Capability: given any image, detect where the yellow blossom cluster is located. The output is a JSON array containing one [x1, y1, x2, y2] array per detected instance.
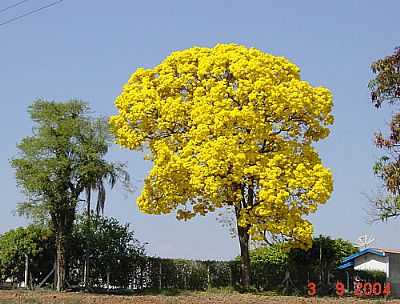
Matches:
[[110, 44, 334, 249]]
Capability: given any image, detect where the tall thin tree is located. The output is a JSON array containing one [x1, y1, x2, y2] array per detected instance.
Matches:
[[11, 100, 125, 291]]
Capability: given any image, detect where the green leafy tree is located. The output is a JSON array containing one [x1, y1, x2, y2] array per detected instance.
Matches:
[[79, 118, 131, 217], [369, 47, 400, 221], [241, 236, 357, 293], [287, 236, 357, 293], [11, 100, 123, 291], [70, 215, 145, 288], [77, 118, 131, 288], [0, 225, 53, 285]]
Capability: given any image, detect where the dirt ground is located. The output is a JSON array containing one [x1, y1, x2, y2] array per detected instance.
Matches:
[[0, 290, 399, 304]]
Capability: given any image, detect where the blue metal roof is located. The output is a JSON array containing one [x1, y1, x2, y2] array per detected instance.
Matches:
[[338, 248, 385, 270], [342, 248, 385, 263], [337, 261, 354, 270]]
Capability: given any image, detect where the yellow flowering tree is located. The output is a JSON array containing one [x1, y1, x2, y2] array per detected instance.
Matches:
[[110, 44, 334, 288]]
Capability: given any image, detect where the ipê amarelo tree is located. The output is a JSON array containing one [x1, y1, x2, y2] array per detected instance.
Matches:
[[110, 44, 334, 289]]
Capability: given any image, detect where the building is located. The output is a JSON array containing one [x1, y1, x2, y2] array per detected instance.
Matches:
[[338, 248, 400, 297]]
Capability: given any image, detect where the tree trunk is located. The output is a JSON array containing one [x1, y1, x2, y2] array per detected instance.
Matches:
[[83, 258, 89, 289], [24, 254, 29, 289], [86, 187, 91, 218], [106, 272, 110, 291], [237, 224, 250, 290], [84, 188, 91, 289], [55, 228, 66, 291], [159, 260, 162, 290]]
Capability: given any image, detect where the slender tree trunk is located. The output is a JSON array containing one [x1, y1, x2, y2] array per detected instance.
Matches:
[[84, 188, 91, 289], [83, 258, 89, 288], [24, 254, 29, 289], [159, 260, 162, 290], [237, 223, 250, 290], [106, 272, 110, 291], [86, 188, 91, 218], [207, 265, 211, 289], [50, 204, 75, 292], [55, 228, 66, 291]]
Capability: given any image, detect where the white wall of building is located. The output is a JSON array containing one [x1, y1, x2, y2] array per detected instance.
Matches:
[[354, 253, 389, 277]]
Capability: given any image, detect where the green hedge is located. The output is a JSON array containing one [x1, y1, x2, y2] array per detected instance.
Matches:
[[133, 258, 236, 290]]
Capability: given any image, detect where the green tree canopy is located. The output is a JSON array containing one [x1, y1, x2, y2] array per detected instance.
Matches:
[[0, 225, 53, 284], [239, 236, 357, 292], [11, 99, 127, 291], [70, 215, 145, 288]]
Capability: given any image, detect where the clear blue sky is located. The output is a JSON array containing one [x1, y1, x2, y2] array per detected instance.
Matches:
[[1, 0, 400, 260]]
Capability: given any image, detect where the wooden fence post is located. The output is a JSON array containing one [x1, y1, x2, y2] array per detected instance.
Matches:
[[229, 265, 233, 287], [159, 260, 162, 290], [24, 254, 29, 289], [106, 272, 110, 291], [207, 265, 211, 289], [140, 265, 143, 290]]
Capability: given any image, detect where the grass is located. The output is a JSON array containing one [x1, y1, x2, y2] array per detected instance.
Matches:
[[0, 288, 399, 304]]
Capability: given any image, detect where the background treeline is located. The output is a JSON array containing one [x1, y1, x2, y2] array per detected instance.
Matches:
[[0, 216, 384, 295]]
